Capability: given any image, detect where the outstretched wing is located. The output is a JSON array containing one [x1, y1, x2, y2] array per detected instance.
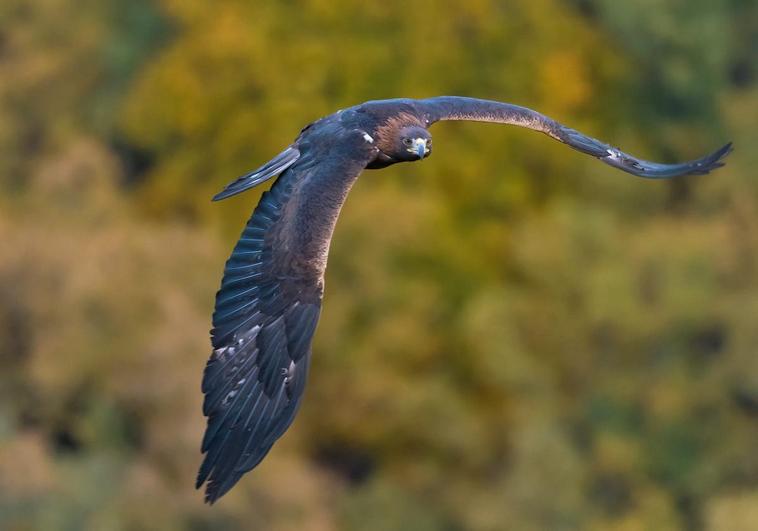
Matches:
[[198, 170, 319, 504], [417, 96, 732, 178], [198, 131, 374, 504]]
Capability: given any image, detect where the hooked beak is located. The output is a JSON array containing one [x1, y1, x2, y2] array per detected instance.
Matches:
[[413, 138, 428, 159]]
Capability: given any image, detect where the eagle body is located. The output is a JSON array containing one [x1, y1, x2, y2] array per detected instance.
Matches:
[[197, 96, 731, 503]]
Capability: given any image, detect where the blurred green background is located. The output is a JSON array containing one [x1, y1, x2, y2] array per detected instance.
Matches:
[[1, 0, 756, 529]]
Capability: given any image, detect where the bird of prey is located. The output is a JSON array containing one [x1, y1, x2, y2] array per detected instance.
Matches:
[[196, 96, 731, 503]]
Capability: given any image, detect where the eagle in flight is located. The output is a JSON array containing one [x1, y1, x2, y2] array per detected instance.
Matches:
[[196, 96, 732, 503]]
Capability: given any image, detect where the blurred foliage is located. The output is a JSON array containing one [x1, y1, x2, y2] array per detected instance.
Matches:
[[1, 0, 756, 529]]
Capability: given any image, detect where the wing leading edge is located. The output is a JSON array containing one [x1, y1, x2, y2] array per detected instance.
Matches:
[[417, 96, 732, 178]]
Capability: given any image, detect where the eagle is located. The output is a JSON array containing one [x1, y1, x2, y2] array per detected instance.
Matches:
[[196, 96, 731, 503]]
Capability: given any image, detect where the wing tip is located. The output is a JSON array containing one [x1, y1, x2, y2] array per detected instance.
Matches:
[[195, 464, 223, 505], [202, 482, 224, 505], [197, 469, 243, 505], [692, 141, 733, 176], [605, 140, 734, 179], [713, 141, 733, 163]]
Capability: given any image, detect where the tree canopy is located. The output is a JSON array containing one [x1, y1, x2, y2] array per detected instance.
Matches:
[[0, 1, 756, 529]]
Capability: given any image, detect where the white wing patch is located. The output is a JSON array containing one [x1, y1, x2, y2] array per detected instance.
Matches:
[[362, 132, 374, 143]]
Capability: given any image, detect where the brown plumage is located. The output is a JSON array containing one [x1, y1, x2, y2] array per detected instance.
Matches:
[[373, 111, 427, 150]]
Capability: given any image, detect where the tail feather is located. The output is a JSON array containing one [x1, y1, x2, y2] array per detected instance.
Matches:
[[213, 146, 300, 201]]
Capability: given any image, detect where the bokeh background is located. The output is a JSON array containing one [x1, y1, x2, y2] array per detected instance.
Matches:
[[1, 0, 756, 529]]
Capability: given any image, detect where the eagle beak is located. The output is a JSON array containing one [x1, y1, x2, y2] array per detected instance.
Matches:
[[413, 138, 427, 159]]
